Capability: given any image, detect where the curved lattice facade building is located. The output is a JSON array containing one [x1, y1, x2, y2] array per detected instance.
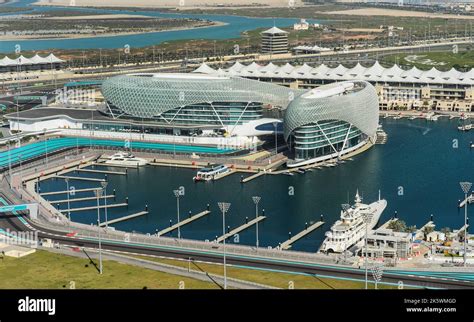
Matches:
[[102, 74, 379, 166], [102, 73, 298, 122], [284, 81, 379, 167]]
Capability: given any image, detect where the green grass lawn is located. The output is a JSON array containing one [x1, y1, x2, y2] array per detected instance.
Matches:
[[381, 50, 474, 70], [133, 255, 399, 289], [0, 250, 217, 289]]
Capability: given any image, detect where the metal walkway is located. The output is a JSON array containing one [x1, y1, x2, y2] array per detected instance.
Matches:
[[157, 210, 211, 237], [216, 216, 266, 243], [99, 211, 149, 227], [279, 221, 325, 250]]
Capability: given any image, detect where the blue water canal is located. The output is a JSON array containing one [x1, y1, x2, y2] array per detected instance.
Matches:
[[36, 118, 474, 252], [0, 0, 320, 52]]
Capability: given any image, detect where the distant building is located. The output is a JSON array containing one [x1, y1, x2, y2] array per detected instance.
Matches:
[[293, 19, 309, 30], [260, 26, 289, 54]]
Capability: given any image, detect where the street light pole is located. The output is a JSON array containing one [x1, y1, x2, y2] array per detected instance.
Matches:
[[94, 188, 104, 275], [65, 178, 71, 221], [101, 181, 108, 229], [252, 196, 261, 249], [362, 212, 370, 290], [273, 121, 279, 156], [218, 202, 231, 290], [460, 182, 472, 267], [173, 190, 181, 239]]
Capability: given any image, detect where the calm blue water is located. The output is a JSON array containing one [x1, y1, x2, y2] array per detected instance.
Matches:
[[37, 118, 474, 252], [0, 0, 319, 52]]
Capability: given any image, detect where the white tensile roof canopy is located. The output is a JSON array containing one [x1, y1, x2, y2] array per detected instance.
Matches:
[[193, 61, 474, 85], [0, 53, 64, 66]]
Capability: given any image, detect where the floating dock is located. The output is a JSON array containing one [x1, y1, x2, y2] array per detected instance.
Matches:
[[241, 172, 265, 183], [76, 168, 127, 176], [40, 187, 101, 196], [99, 211, 148, 227], [459, 194, 474, 208], [216, 216, 266, 243], [157, 210, 211, 237], [377, 218, 398, 231], [49, 195, 115, 204], [279, 221, 325, 250], [54, 175, 105, 183], [92, 162, 139, 169], [60, 203, 128, 213]]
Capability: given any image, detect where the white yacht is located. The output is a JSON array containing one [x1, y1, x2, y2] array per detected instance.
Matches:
[[319, 191, 387, 254], [104, 151, 148, 166], [193, 164, 230, 182]]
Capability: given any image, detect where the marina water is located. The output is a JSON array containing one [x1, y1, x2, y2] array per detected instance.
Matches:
[[39, 118, 473, 252]]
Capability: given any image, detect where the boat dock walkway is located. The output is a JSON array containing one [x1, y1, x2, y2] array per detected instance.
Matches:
[[60, 203, 128, 213], [54, 175, 105, 183], [40, 187, 101, 196], [92, 162, 139, 169], [157, 210, 211, 237], [49, 195, 115, 204], [279, 221, 325, 250], [216, 216, 266, 243], [377, 218, 398, 231], [76, 168, 127, 176], [459, 194, 474, 208], [99, 211, 149, 227], [241, 172, 266, 183]]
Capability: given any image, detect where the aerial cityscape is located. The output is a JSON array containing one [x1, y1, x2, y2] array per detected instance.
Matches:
[[0, 0, 473, 320]]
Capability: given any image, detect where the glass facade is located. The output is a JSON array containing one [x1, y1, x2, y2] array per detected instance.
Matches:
[[160, 102, 263, 125], [293, 120, 364, 161], [105, 101, 263, 126]]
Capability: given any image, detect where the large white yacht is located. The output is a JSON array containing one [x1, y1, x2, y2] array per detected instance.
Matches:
[[104, 151, 148, 166], [319, 191, 387, 253]]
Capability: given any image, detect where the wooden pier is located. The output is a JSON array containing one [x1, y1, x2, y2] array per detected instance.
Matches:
[[157, 210, 211, 237], [279, 221, 325, 250], [99, 211, 148, 227], [92, 162, 139, 169], [40, 187, 101, 196], [59, 203, 128, 213], [459, 194, 474, 208], [241, 172, 265, 183], [54, 175, 105, 183], [377, 218, 398, 231], [216, 216, 266, 243], [76, 168, 127, 176], [50, 195, 115, 204]]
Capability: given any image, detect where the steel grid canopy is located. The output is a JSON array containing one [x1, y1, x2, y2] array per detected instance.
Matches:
[[101, 73, 299, 119], [283, 81, 379, 140], [102, 74, 379, 142]]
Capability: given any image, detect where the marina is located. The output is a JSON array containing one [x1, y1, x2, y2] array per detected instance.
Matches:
[[32, 118, 473, 252]]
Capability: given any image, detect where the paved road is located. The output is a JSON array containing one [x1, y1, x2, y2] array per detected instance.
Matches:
[[1, 196, 473, 290]]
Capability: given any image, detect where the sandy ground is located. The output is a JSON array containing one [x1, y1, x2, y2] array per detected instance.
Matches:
[[34, 0, 304, 9], [43, 14, 153, 20], [327, 7, 474, 20]]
